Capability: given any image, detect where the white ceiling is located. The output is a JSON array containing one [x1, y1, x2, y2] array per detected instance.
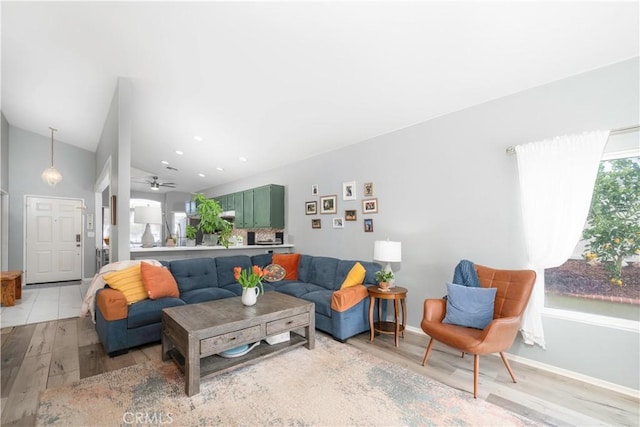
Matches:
[[2, 1, 638, 194]]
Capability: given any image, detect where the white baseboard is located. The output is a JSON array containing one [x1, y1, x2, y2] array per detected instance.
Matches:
[[503, 352, 639, 399], [404, 325, 639, 399]]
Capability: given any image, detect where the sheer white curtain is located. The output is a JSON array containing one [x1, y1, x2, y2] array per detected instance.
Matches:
[[515, 130, 610, 348]]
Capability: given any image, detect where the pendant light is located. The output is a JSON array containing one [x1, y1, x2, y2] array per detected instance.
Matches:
[[41, 127, 63, 186]]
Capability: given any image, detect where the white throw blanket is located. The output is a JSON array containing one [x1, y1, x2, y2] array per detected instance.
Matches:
[[80, 259, 163, 323]]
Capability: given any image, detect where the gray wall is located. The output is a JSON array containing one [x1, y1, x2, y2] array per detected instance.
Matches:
[[95, 78, 131, 262], [7, 126, 97, 278], [1, 113, 9, 270], [205, 58, 640, 390], [164, 190, 192, 214], [1, 112, 9, 191]]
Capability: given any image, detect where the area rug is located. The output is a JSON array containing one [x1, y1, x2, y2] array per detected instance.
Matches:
[[36, 335, 536, 426]]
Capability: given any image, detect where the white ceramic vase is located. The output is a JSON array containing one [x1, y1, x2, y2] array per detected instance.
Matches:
[[241, 287, 260, 306]]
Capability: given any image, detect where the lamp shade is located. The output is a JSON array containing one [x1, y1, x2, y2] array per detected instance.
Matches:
[[41, 166, 63, 186], [134, 206, 162, 225], [373, 240, 402, 262]]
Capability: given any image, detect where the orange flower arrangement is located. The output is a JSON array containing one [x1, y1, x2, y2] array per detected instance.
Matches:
[[233, 265, 265, 294]]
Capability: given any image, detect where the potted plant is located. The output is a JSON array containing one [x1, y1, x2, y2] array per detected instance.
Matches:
[[234, 265, 265, 306], [193, 193, 233, 247], [185, 225, 197, 247], [375, 270, 394, 291]]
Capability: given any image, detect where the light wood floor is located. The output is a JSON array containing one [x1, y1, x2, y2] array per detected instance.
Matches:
[[1, 317, 638, 426]]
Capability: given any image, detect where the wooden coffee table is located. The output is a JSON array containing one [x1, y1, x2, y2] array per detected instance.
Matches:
[[161, 291, 315, 396]]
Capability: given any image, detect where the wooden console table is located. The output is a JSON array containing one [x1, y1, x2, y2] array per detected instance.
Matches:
[[1, 271, 23, 307]]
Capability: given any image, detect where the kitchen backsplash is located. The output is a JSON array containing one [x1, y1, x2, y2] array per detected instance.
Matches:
[[232, 228, 285, 244]]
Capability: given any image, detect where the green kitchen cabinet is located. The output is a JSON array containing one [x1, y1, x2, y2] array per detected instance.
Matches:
[[215, 194, 235, 211], [212, 196, 221, 208], [252, 184, 284, 228], [217, 185, 284, 229], [224, 194, 234, 211], [214, 195, 227, 211], [240, 189, 254, 228], [233, 192, 244, 226]]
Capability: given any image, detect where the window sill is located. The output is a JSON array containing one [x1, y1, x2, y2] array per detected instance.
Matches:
[[543, 307, 639, 333]]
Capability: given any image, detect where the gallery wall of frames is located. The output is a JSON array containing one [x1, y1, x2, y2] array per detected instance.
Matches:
[[305, 181, 377, 232]]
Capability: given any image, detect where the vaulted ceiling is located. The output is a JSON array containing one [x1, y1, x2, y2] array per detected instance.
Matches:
[[2, 1, 638, 193]]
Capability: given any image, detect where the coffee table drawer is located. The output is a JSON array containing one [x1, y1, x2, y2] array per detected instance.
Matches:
[[266, 313, 309, 335], [200, 325, 261, 355]]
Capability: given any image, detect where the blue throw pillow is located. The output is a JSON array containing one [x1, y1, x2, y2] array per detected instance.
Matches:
[[442, 283, 497, 330]]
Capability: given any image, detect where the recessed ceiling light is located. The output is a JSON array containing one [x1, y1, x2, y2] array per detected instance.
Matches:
[[194, 136, 203, 142], [239, 156, 247, 162], [198, 173, 205, 177], [216, 167, 224, 172], [175, 150, 184, 155], [161, 160, 169, 165]]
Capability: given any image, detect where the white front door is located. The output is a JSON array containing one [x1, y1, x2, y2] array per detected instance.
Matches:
[[26, 196, 82, 284]]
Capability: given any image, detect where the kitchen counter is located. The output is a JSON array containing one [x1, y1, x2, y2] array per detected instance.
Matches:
[[129, 244, 294, 261]]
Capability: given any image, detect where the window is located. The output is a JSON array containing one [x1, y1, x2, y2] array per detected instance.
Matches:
[[130, 199, 162, 247], [545, 139, 639, 322]]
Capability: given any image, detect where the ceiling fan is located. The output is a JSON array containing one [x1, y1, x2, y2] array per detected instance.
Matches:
[[135, 176, 177, 191]]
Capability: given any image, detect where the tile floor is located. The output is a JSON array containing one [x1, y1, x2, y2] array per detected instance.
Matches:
[[0, 281, 90, 328]]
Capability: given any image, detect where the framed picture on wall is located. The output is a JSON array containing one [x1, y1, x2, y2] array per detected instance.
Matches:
[[110, 195, 117, 225], [342, 181, 356, 200], [364, 182, 374, 197], [333, 217, 344, 228], [345, 210, 357, 221], [362, 198, 378, 214], [364, 218, 373, 232], [320, 195, 337, 214], [311, 184, 319, 196], [305, 201, 317, 215], [312, 219, 321, 229]]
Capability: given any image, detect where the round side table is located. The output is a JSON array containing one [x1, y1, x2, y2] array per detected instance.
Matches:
[[367, 285, 408, 347]]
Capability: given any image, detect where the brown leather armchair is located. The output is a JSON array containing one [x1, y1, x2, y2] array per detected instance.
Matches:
[[421, 264, 536, 398]]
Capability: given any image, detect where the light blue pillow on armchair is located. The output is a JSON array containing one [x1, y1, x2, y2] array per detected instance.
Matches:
[[443, 283, 497, 330]]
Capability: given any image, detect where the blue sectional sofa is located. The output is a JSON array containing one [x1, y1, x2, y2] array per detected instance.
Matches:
[[95, 253, 382, 356]]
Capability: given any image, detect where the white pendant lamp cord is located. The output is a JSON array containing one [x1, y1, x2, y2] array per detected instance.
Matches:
[[49, 127, 57, 166], [41, 126, 63, 186]]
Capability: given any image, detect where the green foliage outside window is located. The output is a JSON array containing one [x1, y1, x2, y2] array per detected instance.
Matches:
[[582, 158, 640, 285]]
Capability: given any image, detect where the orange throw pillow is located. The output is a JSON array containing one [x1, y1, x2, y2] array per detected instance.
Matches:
[[272, 253, 301, 280], [140, 262, 179, 299]]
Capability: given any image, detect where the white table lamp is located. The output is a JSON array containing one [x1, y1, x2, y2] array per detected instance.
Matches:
[[373, 240, 402, 287], [134, 206, 162, 248]]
